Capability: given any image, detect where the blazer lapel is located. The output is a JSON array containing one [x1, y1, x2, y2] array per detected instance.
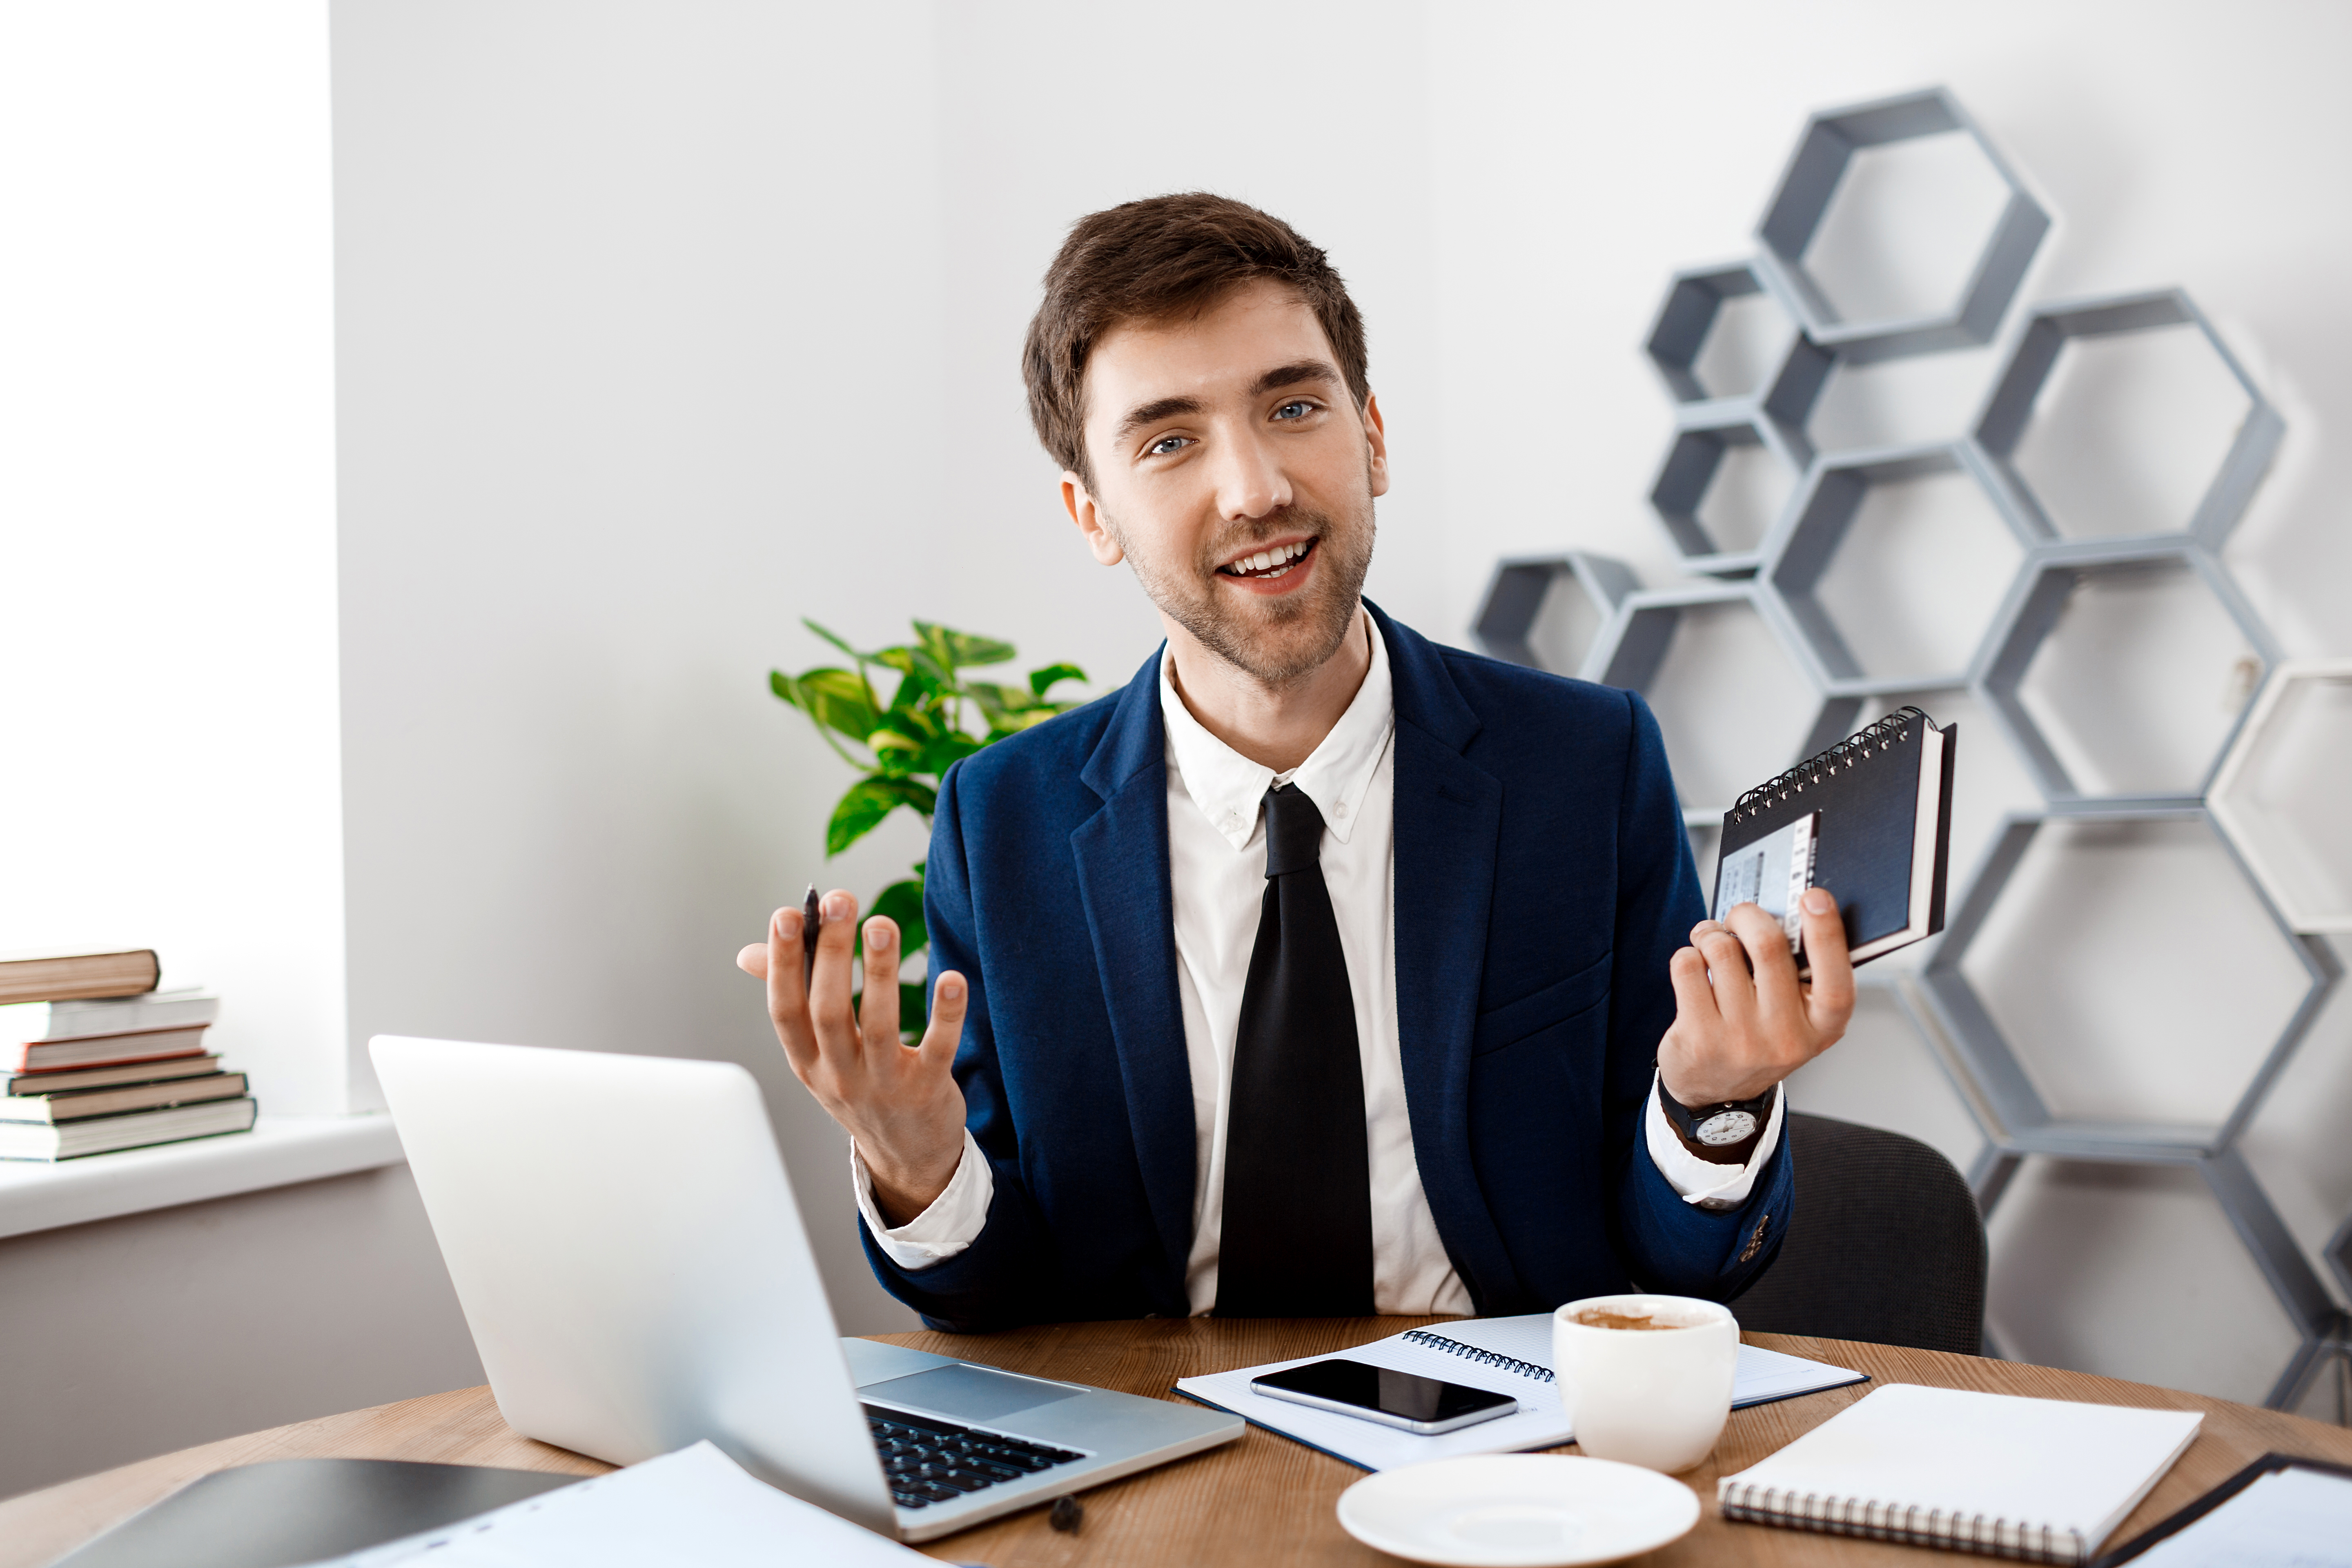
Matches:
[[1372, 604, 1524, 1309], [1069, 649, 1196, 1286]]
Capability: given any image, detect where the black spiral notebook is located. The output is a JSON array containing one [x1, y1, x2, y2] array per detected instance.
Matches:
[[1713, 707, 1957, 974]]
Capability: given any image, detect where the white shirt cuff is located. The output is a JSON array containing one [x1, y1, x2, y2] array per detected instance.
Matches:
[[1645, 1071, 1786, 1211], [849, 1128, 994, 1269]]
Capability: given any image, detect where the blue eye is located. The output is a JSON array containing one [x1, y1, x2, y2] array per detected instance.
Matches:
[[1273, 401, 1314, 421], [1147, 434, 1189, 457]]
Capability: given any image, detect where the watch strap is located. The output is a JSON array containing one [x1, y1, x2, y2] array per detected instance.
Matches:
[[1660, 1083, 1776, 1167]]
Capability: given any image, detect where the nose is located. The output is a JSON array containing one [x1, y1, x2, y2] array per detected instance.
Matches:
[[1212, 423, 1292, 523]]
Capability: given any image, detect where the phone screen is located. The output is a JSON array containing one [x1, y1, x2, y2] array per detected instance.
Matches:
[[1250, 1358, 1516, 1432]]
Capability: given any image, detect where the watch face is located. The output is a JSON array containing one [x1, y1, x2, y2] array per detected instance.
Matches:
[[1695, 1110, 1760, 1146]]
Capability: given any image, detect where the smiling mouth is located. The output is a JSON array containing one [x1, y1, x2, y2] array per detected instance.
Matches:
[[1218, 537, 1316, 582]]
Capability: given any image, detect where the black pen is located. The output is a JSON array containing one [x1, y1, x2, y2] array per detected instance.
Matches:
[[802, 884, 821, 988]]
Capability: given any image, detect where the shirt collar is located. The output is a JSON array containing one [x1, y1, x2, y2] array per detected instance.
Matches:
[[1159, 609, 1395, 853]]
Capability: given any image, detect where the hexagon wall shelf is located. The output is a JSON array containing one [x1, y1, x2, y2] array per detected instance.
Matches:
[[1648, 414, 1802, 577], [2208, 659, 2352, 932], [1766, 440, 2030, 693], [1975, 289, 2285, 548], [1920, 808, 2339, 1158], [1471, 552, 1640, 674], [1583, 581, 1860, 818], [1974, 539, 2279, 807], [1754, 87, 2050, 364], [1644, 261, 1796, 409], [1497, 84, 2343, 1410]]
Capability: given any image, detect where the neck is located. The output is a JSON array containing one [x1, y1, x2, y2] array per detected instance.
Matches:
[[1163, 606, 1372, 774]]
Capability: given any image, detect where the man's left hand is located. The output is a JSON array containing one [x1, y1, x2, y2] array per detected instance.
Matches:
[[1657, 886, 1854, 1107]]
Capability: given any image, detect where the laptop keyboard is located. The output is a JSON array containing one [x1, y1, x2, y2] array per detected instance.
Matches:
[[864, 1403, 1085, 1510]]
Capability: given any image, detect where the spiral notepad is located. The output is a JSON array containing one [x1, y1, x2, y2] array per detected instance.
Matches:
[[1717, 1384, 2202, 1565], [1715, 706, 1957, 973], [1399, 1327, 1555, 1383]]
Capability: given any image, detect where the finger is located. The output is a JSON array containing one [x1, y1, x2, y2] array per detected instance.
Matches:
[[808, 889, 861, 1043], [918, 971, 969, 1074], [1797, 885, 1856, 1037], [1726, 901, 1802, 1024], [1692, 922, 1759, 1034], [764, 907, 818, 1076], [737, 942, 769, 978], [860, 917, 902, 1049], [1667, 944, 1719, 1031]]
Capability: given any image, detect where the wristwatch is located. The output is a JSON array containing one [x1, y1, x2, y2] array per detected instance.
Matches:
[[1660, 1082, 1777, 1166]]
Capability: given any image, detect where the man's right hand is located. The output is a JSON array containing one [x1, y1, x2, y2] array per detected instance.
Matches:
[[735, 890, 970, 1226]]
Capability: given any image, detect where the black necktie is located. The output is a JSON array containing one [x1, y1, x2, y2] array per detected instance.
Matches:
[[1215, 784, 1374, 1316]]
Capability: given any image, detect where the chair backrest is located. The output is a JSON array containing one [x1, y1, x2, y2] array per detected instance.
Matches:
[[1730, 1111, 1987, 1356]]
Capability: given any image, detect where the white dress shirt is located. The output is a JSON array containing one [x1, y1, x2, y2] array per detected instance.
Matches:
[[853, 610, 1782, 1311]]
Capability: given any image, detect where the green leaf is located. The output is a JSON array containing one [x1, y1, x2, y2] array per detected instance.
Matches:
[[915, 621, 1016, 672], [769, 669, 802, 708], [790, 667, 880, 743], [802, 619, 865, 662], [1028, 663, 1086, 699], [918, 732, 982, 778], [869, 877, 927, 958], [825, 776, 938, 855]]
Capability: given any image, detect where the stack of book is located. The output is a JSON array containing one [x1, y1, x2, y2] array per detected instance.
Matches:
[[0, 949, 257, 1161]]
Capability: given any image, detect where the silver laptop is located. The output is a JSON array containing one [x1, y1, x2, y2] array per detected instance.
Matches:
[[370, 1035, 1242, 1544]]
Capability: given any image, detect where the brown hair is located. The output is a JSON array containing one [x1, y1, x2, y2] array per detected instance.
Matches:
[[1022, 193, 1371, 485]]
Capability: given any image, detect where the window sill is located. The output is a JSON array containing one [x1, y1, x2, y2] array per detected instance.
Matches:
[[0, 1113, 404, 1240]]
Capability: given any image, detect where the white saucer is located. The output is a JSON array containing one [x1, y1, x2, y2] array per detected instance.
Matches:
[[1335, 1454, 1700, 1568]]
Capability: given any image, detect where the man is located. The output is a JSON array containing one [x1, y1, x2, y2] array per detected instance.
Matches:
[[741, 194, 1852, 1330]]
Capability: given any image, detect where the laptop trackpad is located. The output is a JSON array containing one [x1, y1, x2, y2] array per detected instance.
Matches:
[[864, 1364, 1086, 1424]]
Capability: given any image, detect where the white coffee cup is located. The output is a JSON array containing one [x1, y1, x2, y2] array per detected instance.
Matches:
[[1552, 1293, 1738, 1473]]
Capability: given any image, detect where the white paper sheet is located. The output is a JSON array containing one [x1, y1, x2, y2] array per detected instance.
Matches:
[[303, 1441, 927, 1568], [1173, 1312, 1866, 1472]]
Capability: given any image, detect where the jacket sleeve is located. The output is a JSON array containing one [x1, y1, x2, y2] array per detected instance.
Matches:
[[855, 757, 1062, 1330], [1604, 691, 1795, 1298]]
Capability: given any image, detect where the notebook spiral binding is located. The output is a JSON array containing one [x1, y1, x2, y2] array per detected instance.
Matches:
[[1718, 1482, 2089, 1566], [1728, 706, 1932, 826], [1397, 1329, 1555, 1383]]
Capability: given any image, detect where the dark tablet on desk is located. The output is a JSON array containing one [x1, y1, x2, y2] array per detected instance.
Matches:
[[2090, 1450, 2352, 1566], [53, 1457, 579, 1568]]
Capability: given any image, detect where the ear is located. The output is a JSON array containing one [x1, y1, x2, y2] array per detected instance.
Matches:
[[1062, 472, 1125, 565], [1363, 393, 1390, 499]]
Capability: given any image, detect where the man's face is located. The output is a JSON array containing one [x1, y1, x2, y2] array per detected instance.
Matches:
[[1063, 279, 1388, 687]]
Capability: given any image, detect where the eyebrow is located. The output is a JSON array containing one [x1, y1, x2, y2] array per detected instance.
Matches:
[[1112, 360, 1345, 448]]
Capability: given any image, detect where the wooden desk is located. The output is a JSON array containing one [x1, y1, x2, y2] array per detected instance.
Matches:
[[6, 1319, 2349, 1567]]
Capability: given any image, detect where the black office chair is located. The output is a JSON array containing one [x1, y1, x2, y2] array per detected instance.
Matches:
[[1728, 1111, 1988, 1356]]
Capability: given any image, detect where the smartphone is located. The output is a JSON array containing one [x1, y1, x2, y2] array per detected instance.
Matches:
[[1248, 1358, 1518, 1435]]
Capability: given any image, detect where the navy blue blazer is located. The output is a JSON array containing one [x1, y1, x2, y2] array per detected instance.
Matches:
[[863, 603, 1793, 1330]]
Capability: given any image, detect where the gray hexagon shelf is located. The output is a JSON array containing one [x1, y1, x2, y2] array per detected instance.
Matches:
[[1644, 261, 1796, 409], [1765, 440, 2034, 695], [1969, 1144, 2345, 1409], [1471, 552, 1639, 675], [2208, 659, 2352, 933], [1919, 806, 2339, 1160], [1648, 410, 1805, 578], [1973, 539, 2279, 808], [1583, 581, 1859, 820], [1975, 289, 2285, 548], [1754, 87, 2050, 365]]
